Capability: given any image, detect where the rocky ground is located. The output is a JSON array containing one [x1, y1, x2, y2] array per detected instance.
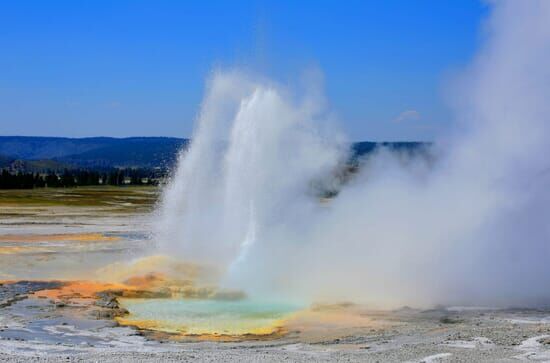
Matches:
[[2, 188, 550, 362], [1, 280, 550, 362]]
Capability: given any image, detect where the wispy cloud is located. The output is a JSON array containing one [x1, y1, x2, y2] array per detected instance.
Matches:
[[393, 109, 421, 123]]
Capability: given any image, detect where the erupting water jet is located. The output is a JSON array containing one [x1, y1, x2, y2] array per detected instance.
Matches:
[[153, 1, 550, 316]]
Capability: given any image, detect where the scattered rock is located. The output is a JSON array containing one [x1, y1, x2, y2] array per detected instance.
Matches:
[[95, 293, 120, 309], [0, 281, 62, 308], [540, 337, 550, 345], [440, 316, 463, 324]]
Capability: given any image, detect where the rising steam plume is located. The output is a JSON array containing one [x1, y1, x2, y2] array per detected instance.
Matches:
[[156, 0, 550, 308]]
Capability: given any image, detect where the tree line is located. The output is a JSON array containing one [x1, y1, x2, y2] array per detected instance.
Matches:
[[0, 168, 161, 189]]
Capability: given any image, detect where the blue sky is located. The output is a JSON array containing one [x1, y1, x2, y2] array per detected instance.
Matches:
[[0, 1, 487, 141]]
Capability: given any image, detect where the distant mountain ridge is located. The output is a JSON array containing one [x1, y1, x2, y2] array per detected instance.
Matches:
[[0, 136, 429, 172], [0, 136, 188, 170]]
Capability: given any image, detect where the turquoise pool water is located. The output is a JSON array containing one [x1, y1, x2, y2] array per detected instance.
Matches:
[[118, 298, 303, 335]]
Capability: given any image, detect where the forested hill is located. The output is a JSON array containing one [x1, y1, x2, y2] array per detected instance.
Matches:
[[0, 137, 188, 170], [0, 136, 429, 172]]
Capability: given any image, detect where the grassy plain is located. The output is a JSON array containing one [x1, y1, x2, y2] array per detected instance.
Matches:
[[0, 186, 159, 212]]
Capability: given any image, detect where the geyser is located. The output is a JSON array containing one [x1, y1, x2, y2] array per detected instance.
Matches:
[[156, 0, 550, 308]]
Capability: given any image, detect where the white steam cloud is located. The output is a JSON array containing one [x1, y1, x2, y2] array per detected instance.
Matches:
[[156, 1, 550, 308]]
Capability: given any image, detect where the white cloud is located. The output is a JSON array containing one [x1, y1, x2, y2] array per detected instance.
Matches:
[[393, 109, 421, 123]]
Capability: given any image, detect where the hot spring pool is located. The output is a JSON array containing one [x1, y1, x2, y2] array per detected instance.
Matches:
[[117, 298, 303, 336]]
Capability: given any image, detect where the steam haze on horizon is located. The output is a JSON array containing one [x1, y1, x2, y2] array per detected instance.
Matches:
[[155, 0, 550, 309]]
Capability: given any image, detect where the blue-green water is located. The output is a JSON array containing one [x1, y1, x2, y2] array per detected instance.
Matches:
[[118, 298, 303, 335]]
